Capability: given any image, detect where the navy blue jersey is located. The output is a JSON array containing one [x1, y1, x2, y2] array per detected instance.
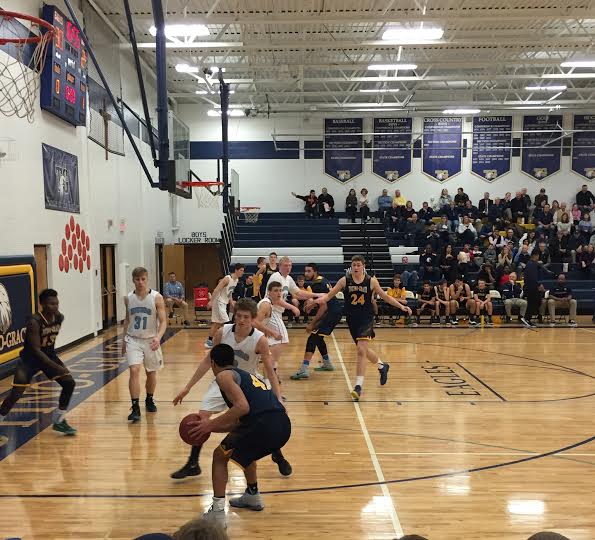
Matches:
[[344, 273, 374, 318], [221, 368, 285, 423], [21, 312, 63, 360], [308, 275, 340, 311]]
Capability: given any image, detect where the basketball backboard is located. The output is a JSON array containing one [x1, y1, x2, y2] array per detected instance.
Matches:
[[167, 110, 192, 199]]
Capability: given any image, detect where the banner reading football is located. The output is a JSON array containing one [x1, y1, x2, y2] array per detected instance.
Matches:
[[572, 115, 595, 180], [324, 118, 363, 182], [372, 117, 412, 181], [521, 115, 562, 180], [472, 116, 513, 181], [422, 117, 462, 181]]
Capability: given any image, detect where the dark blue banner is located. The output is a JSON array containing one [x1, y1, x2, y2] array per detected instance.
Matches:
[[572, 115, 595, 180], [324, 118, 363, 182], [472, 116, 512, 181], [42, 143, 80, 213], [372, 117, 412, 181], [422, 117, 462, 181], [521, 115, 563, 180]]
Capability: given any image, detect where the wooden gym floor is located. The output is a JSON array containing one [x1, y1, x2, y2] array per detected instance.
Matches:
[[1, 325, 594, 540]]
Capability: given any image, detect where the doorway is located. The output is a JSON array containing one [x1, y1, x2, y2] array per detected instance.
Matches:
[[99, 244, 117, 329], [33, 245, 49, 308]]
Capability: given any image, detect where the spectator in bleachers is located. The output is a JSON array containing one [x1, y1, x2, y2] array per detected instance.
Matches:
[[345, 188, 358, 223], [400, 268, 419, 291], [571, 202, 582, 224], [502, 191, 513, 221], [440, 244, 457, 282], [567, 229, 583, 264], [424, 224, 442, 253], [557, 212, 572, 236], [163, 272, 190, 326], [576, 183, 595, 210], [547, 273, 577, 326], [527, 533, 570, 540], [497, 245, 513, 269], [521, 187, 534, 219], [536, 241, 554, 276], [454, 187, 469, 206], [551, 200, 562, 223], [418, 201, 434, 224], [536, 203, 555, 237], [457, 244, 473, 276], [463, 199, 482, 228], [488, 196, 505, 227], [387, 202, 401, 233], [578, 243, 595, 276], [477, 262, 496, 289], [444, 201, 460, 232], [501, 271, 527, 322], [434, 188, 453, 211], [534, 187, 548, 209], [401, 200, 415, 222], [403, 213, 425, 246], [483, 244, 498, 267], [393, 189, 406, 208], [478, 222, 494, 244], [503, 228, 519, 250], [359, 188, 370, 222], [318, 187, 335, 218], [578, 212, 593, 242], [377, 189, 392, 223], [437, 215, 451, 244], [497, 264, 512, 286], [515, 243, 530, 274], [232, 275, 254, 301], [419, 244, 440, 281], [520, 230, 538, 254], [291, 190, 318, 218], [487, 228, 505, 250], [478, 191, 493, 217], [510, 191, 528, 223], [457, 216, 477, 244]]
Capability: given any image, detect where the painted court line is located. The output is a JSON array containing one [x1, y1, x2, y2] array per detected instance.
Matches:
[[374, 452, 595, 456], [331, 332, 404, 538]]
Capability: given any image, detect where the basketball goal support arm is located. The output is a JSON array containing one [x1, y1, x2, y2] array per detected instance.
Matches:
[[62, 0, 158, 188]]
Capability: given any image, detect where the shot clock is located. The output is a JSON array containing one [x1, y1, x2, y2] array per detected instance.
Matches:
[[40, 4, 87, 126]]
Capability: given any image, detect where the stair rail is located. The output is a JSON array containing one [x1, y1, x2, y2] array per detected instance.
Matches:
[[360, 218, 376, 277]]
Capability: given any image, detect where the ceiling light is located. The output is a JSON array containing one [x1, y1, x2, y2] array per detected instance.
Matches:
[[382, 27, 443, 42], [350, 108, 403, 112], [542, 73, 595, 79], [443, 108, 480, 114], [175, 63, 199, 73], [195, 90, 208, 95], [149, 24, 210, 38], [560, 60, 595, 68], [359, 88, 400, 93], [229, 109, 243, 117], [207, 110, 221, 117], [367, 64, 418, 71], [525, 85, 567, 91]]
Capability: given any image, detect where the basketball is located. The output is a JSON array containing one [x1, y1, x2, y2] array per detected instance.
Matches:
[[179, 413, 211, 446]]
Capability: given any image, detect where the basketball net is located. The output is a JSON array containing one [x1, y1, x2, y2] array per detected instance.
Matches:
[[193, 183, 221, 209], [0, 11, 53, 122]]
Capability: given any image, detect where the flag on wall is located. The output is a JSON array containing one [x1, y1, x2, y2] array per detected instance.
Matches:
[[42, 143, 80, 213]]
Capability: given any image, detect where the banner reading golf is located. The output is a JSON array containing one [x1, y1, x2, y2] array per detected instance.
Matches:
[[324, 118, 363, 182], [422, 116, 462, 181], [572, 114, 595, 180], [472, 116, 513, 181], [521, 115, 562, 180], [372, 117, 412, 181]]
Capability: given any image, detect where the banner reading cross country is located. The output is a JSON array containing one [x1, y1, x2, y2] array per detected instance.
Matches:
[[372, 117, 412, 182], [572, 114, 595, 181], [422, 116, 463, 181], [521, 115, 563, 180], [471, 116, 513, 182], [324, 118, 363, 182]]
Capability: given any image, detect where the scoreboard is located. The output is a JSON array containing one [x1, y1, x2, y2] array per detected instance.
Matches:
[[40, 4, 87, 126]]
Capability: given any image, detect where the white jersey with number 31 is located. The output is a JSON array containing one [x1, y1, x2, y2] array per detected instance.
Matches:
[[126, 289, 159, 339]]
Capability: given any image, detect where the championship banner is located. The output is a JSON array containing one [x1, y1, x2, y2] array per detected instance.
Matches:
[[0, 256, 36, 368], [324, 118, 363, 182], [422, 116, 462, 181], [372, 117, 412, 181], [471, 116, 513, 181], [521, 115, 563, 180], [42, 143, 80, 213], [572, 114, 595, 180]]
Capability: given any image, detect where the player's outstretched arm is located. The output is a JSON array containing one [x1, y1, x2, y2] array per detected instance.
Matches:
[[257, 336, 281, 401], [316, 276, 346, 305], [373, 278, 411, 314]]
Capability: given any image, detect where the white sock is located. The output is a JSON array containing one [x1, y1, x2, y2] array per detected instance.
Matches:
[[0, 414, 5, 423], [52, 409, 67, 424], [355, 376, 364, 387], [377, 360, 384, 369], [212, 496, 226, 511]]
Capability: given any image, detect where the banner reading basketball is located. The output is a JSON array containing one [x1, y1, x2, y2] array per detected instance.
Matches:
[[422, 117, 463, 181], [521, 115, 562, 180], [372, 117, 412, 181], [472, 116, 513, 181], [572, 115, 595, 180], [42, 143, 80, 213], [324, 118, 363, 182]]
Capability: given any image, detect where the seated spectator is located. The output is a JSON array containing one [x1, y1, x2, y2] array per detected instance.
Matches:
[[291, 190, 318, 218], [449, 277, 473, 323], [387, 202, 401, 232], [578, 211, 593, 242], [462, 199, 482, 228], [359, 188, 370, 222], [510, 191, 528, 223], [163, 272, 190, 325], [536, 203, 555, 237], [500, 271, 526, 322], [497, 245, 513, 268], [503, 228, 518, 251], [549, 231, 572, 264], [444, 201, 460, 232], [418, 244, 439, 281], [437, 215, 451, 244], [393, 189, 406, 208], [401, 200, 415, 221], [424, 224, 442, 253], [318, 187, 335, 218], [457, 216, 477, 244], [345, 188, 358, 223], [527, 533, 570, 540], [497, 264, 512, 286], [471, 278, 493, 326], [440, 244, 457, 282], [576, 183, 595, 211], [477, 262, 496, 289], [434, 188, 453, 211], [488, 197, 505, 227], [483, 244, 498, 267], [400, 267, 419, 291], [550, 200, 562, 223], [487, 228, 505, 250], [454, 187, 469, 206], [457, 244, 473, 276], [377, 189, 392, 222], [578, 243, 595, 276], [417, 201, 434, 224], [232, 275, 254, 301], [547, 273, 577, 326], [478, 191, 493, 217], [536, 241, 554, 276], [567, 228, 583, 264], [403, 213, 425, 246], [571, 202, 582, 224], [502, 191, 513, 221], [534, 187, 548, 209], [521, 187, 534, 219], [557, 212, 572, 236], [416, 281, 436, 324]]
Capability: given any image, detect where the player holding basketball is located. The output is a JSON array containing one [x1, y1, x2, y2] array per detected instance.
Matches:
[[171, 298, 292, 479], [0, 289, 77, 440], [122, 267, 167, 423], [205, 263, 245, 349], [315, 255, 411, 401], [290, 262, 341, 379], [196, 343, 291, 530]]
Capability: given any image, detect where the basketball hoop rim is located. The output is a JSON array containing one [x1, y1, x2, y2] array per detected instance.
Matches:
[[179, 181, 224, 188], [0, 10, 55, 45]]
